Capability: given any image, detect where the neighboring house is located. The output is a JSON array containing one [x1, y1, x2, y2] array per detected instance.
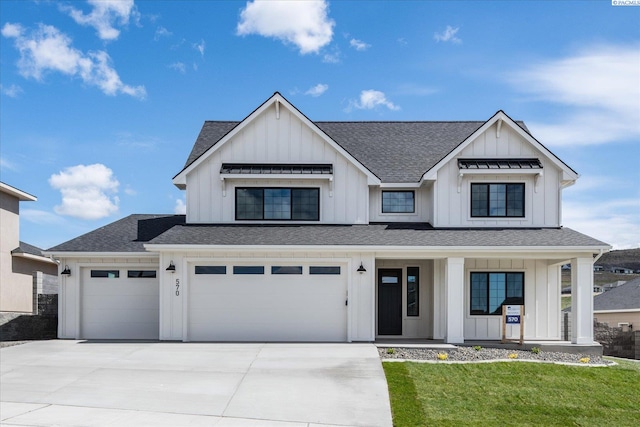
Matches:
[[47, 93, 609, 344], [593, 265, 604, 272], [593, 277, 640, 330], [611, 267, 634, 274], [1, 182, 58, 313]]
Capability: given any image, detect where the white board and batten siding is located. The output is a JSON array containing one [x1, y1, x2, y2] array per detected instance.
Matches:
[[433, 123, 562, 228], [369, 186, 433, 223], [158, 251, 376, 342], [57, 258, 160, 339], [185, 107, 369, 224], [462, 258, 561, 341]]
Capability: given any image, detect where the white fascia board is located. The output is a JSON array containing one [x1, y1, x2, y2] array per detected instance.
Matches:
[[44, 251, 159, 259], [12, 252, 58, 264], [379, 182, 422, 188], [0, 182, 37, 201], [421, 111, 579, 183], [173, 93, 381, 187], [144, 244, 609, 257]]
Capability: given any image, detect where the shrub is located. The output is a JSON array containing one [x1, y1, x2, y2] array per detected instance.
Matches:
[[580, 357, 590, 364], [386, 348, 395, 355], [437, 352, 448, 361], [473, 345, 482, 351], [508, 353, 518, 359], [531, 347, 540, 354]]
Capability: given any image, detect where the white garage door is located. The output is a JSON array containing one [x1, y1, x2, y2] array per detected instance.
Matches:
[[81, 267, 159, 339], [188, 264, 348, 342]]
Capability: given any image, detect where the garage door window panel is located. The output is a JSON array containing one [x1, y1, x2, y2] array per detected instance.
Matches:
[[195, 266, 227, 274], [233, 266, 265, 274], [272, 266, 303, 275], [127, 270, 157, 278], [91, 270, 120, 278], [309, 266, 341, 275]]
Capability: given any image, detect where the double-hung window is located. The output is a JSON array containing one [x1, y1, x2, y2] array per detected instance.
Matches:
[[470, 272, 524, 315], [471, 183, 524, 217], [236, 187, 319, 221]]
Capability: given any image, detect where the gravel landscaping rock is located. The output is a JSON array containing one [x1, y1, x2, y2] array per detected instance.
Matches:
[[379, 346, 611, 365]]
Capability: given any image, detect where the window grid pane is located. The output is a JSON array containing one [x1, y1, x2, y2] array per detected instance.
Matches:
[[236, 187, 319, 221], [292, 189, 319, 220], [382, 191, 415, 213], [236, 188, 263, 219], [264, 189, 291, 219], [471, 183, 524, 218]]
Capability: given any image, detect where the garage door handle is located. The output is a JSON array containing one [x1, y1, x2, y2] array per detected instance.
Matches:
[[345, 299, 348, 306]]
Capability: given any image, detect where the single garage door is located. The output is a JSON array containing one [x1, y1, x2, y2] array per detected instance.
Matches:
[[81, 267, 159, 339], [188, 264, 348, 342]]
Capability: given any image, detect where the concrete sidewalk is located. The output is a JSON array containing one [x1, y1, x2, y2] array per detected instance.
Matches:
[[1, 340, 392, 427]]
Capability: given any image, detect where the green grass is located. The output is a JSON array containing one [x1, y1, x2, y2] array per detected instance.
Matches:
[[383, 361, 640, 426]]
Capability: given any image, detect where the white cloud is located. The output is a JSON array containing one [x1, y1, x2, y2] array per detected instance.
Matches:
[[434, 25, 461, 44], [563, 197, 640, 250], [2, 22, 146, 98], [305, 83, 328, 97], [0, 156, 18, 171], [1, 84, 23, 98], [154, 26, 172, 41], [60, 0, 138, 41], [509, 44, 640, 146], [21, 209, 65, 225], [49, 164, 120, 220], [169, 62, 186, 74], [124, 186, 137, 196], [237, 0, 334, 54], [322, 47, 341, 63], [174, 198, 186, 215], [350, 90, 400, 111], [193, 39, 205, 57], [349, 38, 370, 51]]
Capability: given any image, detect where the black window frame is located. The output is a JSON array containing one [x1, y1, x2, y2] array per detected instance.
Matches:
[[406, 266, 419, 317], [382, 190, 415, 214], [271, 266, 303, 275], [470, 183, 525, 218], [235, 187, 320, 221], [470, 272, 524, 316]]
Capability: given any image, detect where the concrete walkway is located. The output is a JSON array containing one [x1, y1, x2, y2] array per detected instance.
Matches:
[[1, 340, 392, 427]]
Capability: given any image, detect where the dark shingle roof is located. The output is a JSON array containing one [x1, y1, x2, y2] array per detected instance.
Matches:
[[47, 214, 186, 253], [593, 277, 640, 311], [147, 223, 607, 248], [12, 241, 45, 257], [181, 120, 531, 183]]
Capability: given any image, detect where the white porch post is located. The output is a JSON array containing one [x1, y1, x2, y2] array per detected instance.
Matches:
[[570, 257, 594, 344], [445, 257, 465, 344]]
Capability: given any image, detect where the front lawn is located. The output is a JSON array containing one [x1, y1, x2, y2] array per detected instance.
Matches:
[[383, 360, 640, 426]]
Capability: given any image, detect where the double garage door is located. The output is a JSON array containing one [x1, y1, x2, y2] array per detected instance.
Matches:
[[80, 267, 159, 339], [188, 264, 348, 342]]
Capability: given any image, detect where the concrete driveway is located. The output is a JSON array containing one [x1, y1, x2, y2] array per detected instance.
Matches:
[[0, 340, 392, 427]]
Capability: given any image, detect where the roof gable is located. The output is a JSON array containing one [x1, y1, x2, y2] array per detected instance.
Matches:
[[594, 277, 640, 311], [421, 111, 579, 183], [173, 93, 380, 188]]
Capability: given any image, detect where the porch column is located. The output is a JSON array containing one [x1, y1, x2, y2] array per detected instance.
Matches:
[[570, 257, 594, 344], [445, 257, 465, 344]]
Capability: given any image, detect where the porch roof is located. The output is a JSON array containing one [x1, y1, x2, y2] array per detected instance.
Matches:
[[147, 223, 608, 250]]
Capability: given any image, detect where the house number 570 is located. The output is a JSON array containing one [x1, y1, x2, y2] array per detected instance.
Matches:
[[175, 279, 180, 296]]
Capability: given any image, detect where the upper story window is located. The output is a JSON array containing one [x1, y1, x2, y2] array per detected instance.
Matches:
[[236, 187, 319, 221], [471, 183, 524, 218], [382, 191, 415, 213]]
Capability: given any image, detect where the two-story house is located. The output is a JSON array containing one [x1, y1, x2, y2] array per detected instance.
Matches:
[[47, 93, 609, 345]]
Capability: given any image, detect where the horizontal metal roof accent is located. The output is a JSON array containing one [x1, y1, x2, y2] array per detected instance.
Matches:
[[458, 158, 543, 170], [220, 163, 333, 175]]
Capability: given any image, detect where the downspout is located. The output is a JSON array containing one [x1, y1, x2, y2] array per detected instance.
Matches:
[[593, 249, 605, 264]]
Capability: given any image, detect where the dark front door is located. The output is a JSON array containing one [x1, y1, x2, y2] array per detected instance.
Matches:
[[378, 269, 402, 335]]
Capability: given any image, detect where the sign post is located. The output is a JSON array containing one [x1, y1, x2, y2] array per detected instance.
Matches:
[[501, 305, 524, 345]]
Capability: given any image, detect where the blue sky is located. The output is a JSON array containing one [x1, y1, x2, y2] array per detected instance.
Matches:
[[1, 0, 639, 250]]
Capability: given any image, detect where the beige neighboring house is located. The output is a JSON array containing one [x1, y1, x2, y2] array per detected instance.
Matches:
[[0, 182, 58, 313], [593, 277, 640, 330]]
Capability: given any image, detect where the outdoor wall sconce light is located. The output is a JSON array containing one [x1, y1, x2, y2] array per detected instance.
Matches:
[[61, 265, 71, 276], [166, 261, 176, 273], [357, 262, 366, 274]]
